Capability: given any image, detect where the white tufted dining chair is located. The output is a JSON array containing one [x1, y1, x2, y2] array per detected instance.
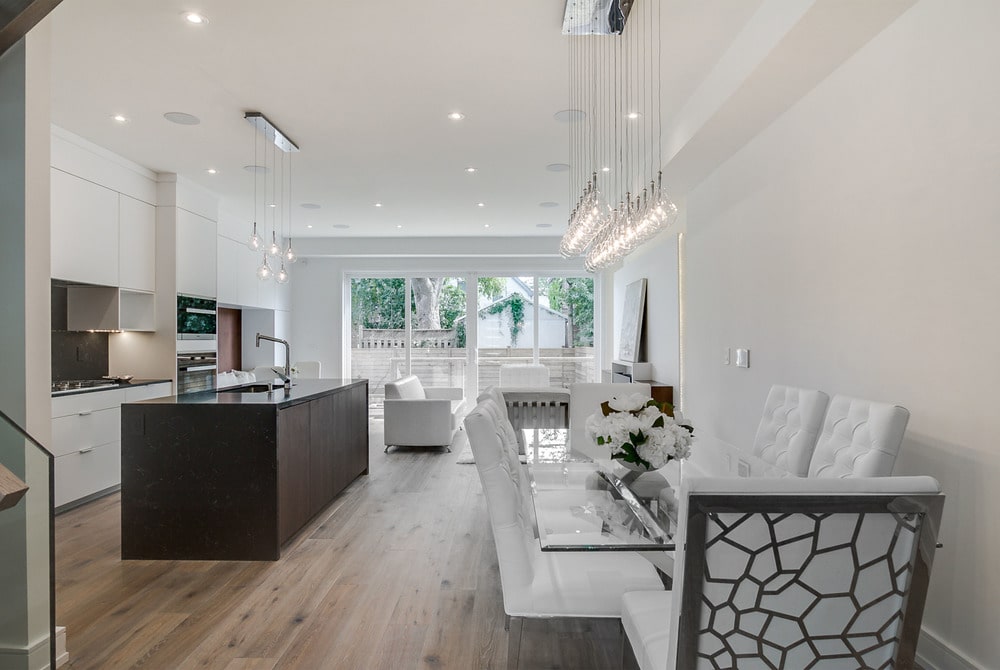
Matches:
[[621, 475, 944, 670], [808, 394, 910, 478], [751, 385, 829, 477], [464, 400, 664, 669]]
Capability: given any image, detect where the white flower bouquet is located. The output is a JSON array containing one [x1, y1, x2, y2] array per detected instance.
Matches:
[[585, 393, 693, 470]]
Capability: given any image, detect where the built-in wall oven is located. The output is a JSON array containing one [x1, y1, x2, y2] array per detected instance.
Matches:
[[177, 295, 217, 340], [177, 351, 217, 394]]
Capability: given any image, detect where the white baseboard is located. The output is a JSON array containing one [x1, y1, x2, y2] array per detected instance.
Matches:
[[0, 634, 51, 670], [918, 627, 983, 670]]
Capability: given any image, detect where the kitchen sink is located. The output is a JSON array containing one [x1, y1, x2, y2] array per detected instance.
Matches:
[[218, 384, 277, 394]]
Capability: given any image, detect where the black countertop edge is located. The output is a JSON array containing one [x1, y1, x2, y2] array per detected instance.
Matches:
[[51, 379, 173, 398], [125, 378, 368, 408]]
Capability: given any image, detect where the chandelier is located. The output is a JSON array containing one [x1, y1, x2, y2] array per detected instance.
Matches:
[[245, 112, 299, 283], [559, 0, 679, 272]]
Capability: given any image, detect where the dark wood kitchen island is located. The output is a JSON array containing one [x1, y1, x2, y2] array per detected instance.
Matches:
[[121, 378, 368, 560]]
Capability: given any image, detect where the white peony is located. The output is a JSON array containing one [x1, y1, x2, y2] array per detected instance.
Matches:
[[586, 395, 694, 470]]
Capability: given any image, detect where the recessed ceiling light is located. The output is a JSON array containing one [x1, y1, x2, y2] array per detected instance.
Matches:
[[300, 203, 321, 209], [553, 109, 586, 123], [332, 224, 350, 229], [267, 203, 277, 208], [465, 167, 477, 173], [626, 112, 641, 120], [112, 114, 129, 124], [546, 163, 570, 172], [163, 111, 200, 125], [306, 225, 313, 229], [374, 203, 383, 208], [184, 12, 208, 24], [477, 202, 485, 208], [536, 223, 553, 228], [396, 224, 403, 229], [206, 168, 217, 175], [601, 166, 611, 173], [243, 164, 268, 174], [484, 224, 490, 228], [447, 112, 465, 121], [539, 201, 559, 208]]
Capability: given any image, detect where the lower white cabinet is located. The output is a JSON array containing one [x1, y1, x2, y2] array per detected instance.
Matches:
[[52, 382, 172, 509]]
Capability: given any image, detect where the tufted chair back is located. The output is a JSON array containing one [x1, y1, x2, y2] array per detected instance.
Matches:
[[751, 385, 829, 476], [808, 395, 910, 478], [464, 404, 536, 611]]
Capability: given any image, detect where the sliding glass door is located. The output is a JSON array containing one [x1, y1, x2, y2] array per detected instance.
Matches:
[[349, 272, 596, 415]]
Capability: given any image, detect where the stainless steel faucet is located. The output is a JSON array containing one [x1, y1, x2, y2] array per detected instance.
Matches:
[[255, 333, 291, 389]]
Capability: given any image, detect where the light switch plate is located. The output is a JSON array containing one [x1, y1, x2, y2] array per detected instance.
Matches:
[[737, 459, 751, 477], [723, 347, 731, 365], [736, 348, 750, 368]]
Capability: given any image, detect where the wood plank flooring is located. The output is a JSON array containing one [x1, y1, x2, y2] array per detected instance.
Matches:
[[55, 425, 621, 670]]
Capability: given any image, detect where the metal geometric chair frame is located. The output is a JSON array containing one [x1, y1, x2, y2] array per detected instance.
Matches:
[[676, 492, 944, 670]]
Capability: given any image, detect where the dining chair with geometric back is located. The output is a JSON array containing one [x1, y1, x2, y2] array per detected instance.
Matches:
[[621, 475, 945, 670]]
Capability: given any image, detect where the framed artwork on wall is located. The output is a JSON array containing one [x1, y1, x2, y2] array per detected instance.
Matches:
[[618, 278, 646, 362]]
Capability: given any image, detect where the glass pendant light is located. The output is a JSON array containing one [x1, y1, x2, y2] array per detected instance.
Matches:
[[267, 231, 281, 257], [276, 262, 289, 284], [283, 151, 297, 264], [257, 254, 273, 281], [247, 125, 263, 251]]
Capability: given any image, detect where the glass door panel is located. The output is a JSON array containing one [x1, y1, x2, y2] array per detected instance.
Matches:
[[538, 276, 596, 387], [476, 276, 537, 393], [409, 277, 467, 389], [350, 277, 406, 420]]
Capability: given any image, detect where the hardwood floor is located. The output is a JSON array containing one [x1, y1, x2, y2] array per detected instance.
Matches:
[[55, 425, 621, 670]]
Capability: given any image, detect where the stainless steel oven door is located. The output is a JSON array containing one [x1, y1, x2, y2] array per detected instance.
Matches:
[[177, 352, 217, 394]]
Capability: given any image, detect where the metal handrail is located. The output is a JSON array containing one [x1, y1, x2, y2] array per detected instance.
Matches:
[[0, 406, 56, 668]]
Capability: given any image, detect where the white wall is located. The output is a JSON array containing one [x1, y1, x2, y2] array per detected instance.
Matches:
[[611, 229, 682, 387], [682, 2, 1000, 668]]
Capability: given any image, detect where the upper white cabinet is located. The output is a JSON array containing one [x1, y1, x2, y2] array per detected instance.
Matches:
[[217, 236, 239, 305], [51, 168, 119, 286], [119, 195, 156, 292], [176, 209, 217, 298]]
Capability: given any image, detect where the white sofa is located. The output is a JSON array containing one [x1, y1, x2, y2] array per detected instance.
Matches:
[[383, 375, 466, 452]]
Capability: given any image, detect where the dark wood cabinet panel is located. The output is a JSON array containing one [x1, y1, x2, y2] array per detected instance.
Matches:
[[122, 379, 369, 560], [308, 393, 338, 517], [277, 402, 311, 544]]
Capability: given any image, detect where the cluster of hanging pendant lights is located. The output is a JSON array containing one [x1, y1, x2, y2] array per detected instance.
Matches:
[[245, 112, 298, 284], [559, 0, 679, 272]]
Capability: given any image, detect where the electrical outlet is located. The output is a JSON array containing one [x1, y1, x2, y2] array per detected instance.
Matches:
[[736, 348, 750, 368], [723, 347, 731, 365]]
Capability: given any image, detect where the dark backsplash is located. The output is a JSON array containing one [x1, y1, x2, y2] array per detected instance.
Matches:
[[52, 332, 109, 380], [52, 283, 109, 380]]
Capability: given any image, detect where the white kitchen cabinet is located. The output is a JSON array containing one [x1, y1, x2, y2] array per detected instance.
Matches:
[[124, 382, 172, 402], [217, 236, 239, 305], [176, 209, 217, 298], [66, 286, 155, 332], [238, 244, 261, 307], [50, 168, 119, 286], [52, 383, 172, 509], [119, 194, 156, 292]]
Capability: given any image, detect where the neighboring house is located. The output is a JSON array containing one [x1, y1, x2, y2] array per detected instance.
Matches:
[[459, 292, 568, 348]]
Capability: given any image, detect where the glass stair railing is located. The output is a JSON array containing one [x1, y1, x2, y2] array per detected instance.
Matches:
[[0, 407, 56, 669]]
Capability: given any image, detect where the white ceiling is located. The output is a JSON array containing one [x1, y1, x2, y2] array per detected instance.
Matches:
[[47, 0, 759, 239]]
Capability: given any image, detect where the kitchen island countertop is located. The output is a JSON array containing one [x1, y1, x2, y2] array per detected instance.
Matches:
[[128, 378, 366, 409]]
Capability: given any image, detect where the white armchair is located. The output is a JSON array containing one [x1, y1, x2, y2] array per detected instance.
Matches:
[[750, 384, 829, 476], [383, 375, 466, 452]]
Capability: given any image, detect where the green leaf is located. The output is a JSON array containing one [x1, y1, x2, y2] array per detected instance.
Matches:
[[652, 416, 665, 429]]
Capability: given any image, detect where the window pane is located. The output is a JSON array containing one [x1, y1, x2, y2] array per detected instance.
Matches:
[[476, 277, 536, 393], [410, 277, 466, 389], [538, 276, 596, 386], [350, 277, 406, 418]]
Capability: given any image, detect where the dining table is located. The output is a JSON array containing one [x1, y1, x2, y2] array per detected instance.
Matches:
[[521, 427, 686, 576]]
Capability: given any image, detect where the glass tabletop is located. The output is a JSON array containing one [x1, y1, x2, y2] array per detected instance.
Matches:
[[523, 429, 684, 552]]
